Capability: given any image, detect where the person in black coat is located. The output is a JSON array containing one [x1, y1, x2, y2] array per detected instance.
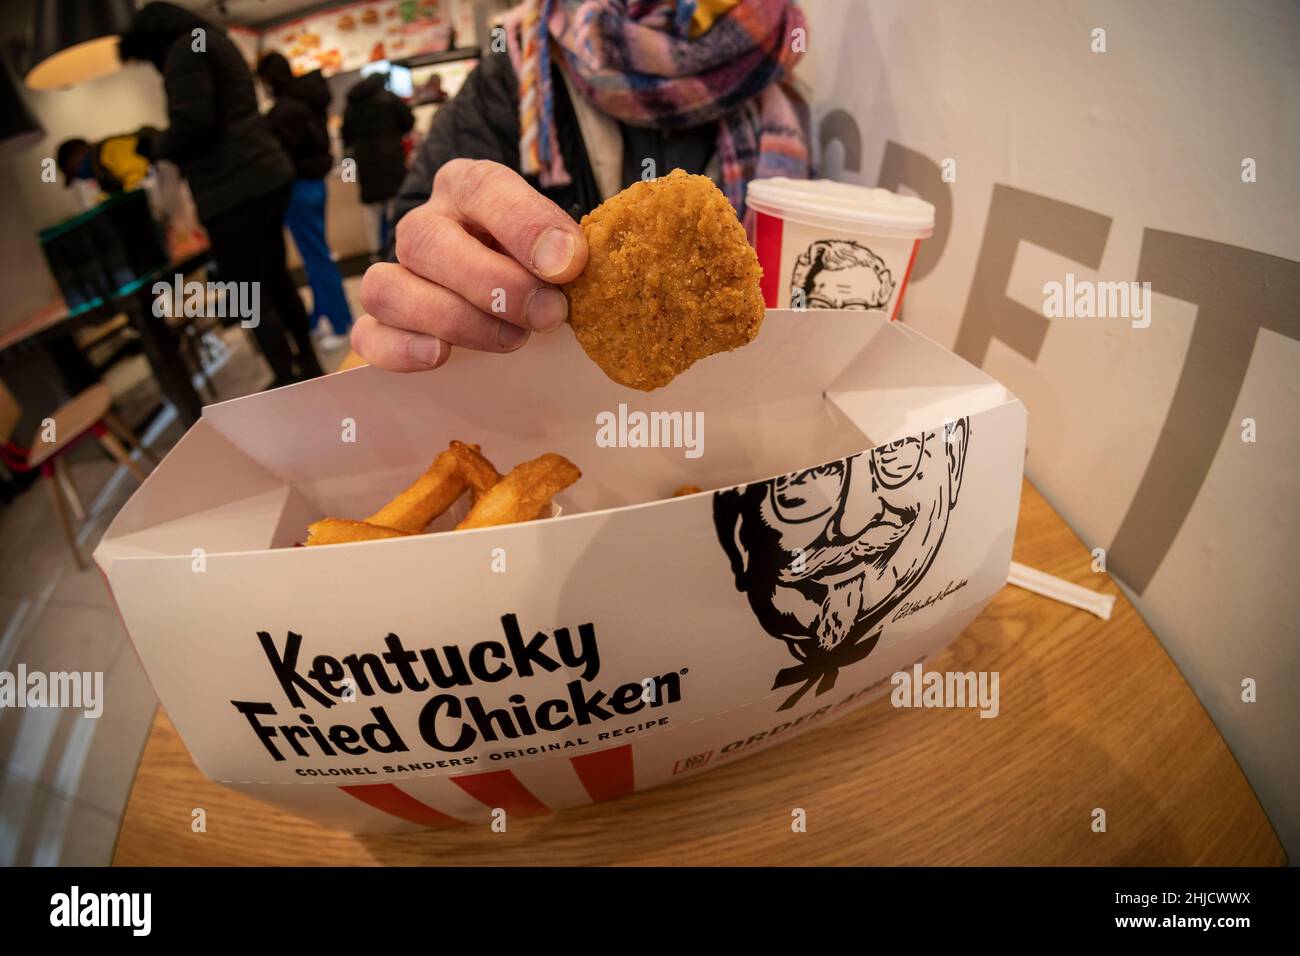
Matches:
[[257, 52, 353, 347], [118, 1, 323, 386], [341, 73, 414, 258], [256, 53, 331, 179]]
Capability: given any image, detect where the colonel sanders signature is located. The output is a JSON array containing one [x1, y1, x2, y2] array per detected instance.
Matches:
[[713, 419, 970, 709]]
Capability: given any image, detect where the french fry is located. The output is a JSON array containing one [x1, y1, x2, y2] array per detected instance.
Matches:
[[306, 518, 413, 546], [304, 442, 578, 545], [449, 440, 502, 502], [366, 446, 469, 532], [456, 453, 581, 530], [673, 484, 701, 497]]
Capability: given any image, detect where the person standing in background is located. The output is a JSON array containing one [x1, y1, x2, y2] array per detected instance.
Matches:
[[411, 73, 447, 107], [257, 52, 353, 352], [342, 72, 414, 260], [118, 1, 324, 386]]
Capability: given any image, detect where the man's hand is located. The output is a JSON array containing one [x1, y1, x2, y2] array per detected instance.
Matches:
[[351, 159, 588, 371]]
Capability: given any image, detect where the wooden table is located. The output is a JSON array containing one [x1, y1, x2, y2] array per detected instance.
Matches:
[[111, 479, 1286, 866], [0, 298, 79, 354]]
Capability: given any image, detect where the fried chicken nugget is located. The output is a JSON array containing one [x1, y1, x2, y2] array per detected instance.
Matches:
[[449, 440, 502, 502], [565, 169, 765, 391], [306, 518, 413, 546], [366, 446, 470, 532], [456, 453, 581, 530]]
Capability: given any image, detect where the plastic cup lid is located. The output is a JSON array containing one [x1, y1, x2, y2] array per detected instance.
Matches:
[[747, 178, 935, 237]]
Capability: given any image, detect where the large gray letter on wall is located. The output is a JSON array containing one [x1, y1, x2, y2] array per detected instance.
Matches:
[[1108, 233, 1300, 594], [953, 185, 1111, 367], [876, 141, 953, 283], [818, 109, 862, 173]]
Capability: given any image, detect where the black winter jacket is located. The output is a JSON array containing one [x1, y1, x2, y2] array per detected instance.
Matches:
[[261, 60, 333, 180], [342, 74, 415, 204], [118, 2, 292, 223]]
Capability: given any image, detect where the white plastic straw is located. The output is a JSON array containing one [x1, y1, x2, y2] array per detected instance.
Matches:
[[1006, 561, 1117, 621]]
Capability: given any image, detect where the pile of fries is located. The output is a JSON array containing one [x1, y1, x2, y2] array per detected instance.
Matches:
[[305, 442, 581, 546]]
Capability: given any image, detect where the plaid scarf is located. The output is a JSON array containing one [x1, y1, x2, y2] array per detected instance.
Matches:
[[505, 0, 810, 217]]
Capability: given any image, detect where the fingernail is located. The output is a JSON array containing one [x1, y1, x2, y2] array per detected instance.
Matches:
[[496, 321, 530, 350], [409, 335, 443, 368], [525, 287, 568, 332], [531, 228, 574, 279]]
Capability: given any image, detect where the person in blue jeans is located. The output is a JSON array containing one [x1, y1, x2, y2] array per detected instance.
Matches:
[[258, 52, 353, 349]]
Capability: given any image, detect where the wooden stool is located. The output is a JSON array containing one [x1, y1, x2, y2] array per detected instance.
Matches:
[[0, 379, 157, 569]]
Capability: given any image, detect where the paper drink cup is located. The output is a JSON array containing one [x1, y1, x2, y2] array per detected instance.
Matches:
[[749, 178, 935, 317]]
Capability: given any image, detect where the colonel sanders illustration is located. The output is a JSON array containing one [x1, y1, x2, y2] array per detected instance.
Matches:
[[714, 420, 970, 709], [790, 239, 895, 310]]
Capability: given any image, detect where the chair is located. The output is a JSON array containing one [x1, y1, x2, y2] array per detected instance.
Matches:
[[0, 378, 157, 569], [165, 306, 222, 402]]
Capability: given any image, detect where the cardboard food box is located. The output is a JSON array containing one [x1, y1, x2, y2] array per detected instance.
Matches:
[[94, 310, 1026, 832]]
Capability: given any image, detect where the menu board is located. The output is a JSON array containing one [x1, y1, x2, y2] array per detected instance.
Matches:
[[262, 0, 476, 77]]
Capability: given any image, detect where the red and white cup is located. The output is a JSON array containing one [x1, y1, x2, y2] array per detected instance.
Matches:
[[749, 178, 935, 319]]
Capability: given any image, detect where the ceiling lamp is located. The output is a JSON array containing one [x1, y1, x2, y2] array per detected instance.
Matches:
[[26, 0, 139, 91]]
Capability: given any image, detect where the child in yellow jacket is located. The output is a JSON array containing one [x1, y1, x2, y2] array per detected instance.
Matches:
[[56, 133, 153, 196]]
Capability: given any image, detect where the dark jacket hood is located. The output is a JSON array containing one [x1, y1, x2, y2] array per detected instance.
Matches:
[[265, 64, 334, 178], [290, 70, 331, 110], [347, 73, 388, 102], [257, 51, 294, 91], [258, 53, 330, 109], [118, 2, 211, 72]]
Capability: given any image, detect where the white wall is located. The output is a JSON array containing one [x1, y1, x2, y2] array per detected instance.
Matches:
[[0, 60, 172, 336], [800, 0, 1299, 858], [0, 178, 57, 329], [0, 61, 174, 333], [10, 61, 170, 231]]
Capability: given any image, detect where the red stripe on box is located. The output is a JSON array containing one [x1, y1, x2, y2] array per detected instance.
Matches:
[[570, 745, 635, 803], [451, 770, 550, 817], [755, 211, 783, 307], [339, 784, 460, 828], [890, 239, 922, 323]]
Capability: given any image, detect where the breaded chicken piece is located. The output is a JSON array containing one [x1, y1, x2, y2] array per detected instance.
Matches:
[[565, 169, 765, 391]]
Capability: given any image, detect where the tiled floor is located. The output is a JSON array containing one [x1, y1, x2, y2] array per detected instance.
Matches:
[[0, 279, 359, 865]]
